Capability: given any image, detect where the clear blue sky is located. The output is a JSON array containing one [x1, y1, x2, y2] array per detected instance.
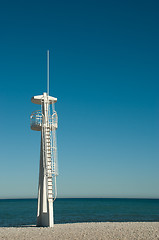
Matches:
[[0, 0, 159, 198]]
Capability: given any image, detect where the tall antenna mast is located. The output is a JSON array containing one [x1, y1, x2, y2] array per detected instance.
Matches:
[[47, 50, 49, 95]]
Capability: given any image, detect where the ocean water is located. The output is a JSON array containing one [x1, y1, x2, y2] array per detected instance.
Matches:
[[0, 198, 159, 227]]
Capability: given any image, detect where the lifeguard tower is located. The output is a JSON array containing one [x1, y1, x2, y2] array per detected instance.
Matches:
[[30, 51, 58, 227]]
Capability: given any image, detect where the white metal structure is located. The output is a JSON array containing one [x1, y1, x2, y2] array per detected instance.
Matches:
[[30, 51, 58, 227]]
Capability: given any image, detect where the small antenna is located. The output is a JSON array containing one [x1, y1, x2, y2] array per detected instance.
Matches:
[[47, 50, 49, 95]]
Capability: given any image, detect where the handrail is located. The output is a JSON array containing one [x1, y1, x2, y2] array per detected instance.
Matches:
[[30, 110, 58, 130]]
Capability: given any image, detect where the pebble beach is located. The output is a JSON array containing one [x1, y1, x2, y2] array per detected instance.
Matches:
[[0, 222, 159, 240]]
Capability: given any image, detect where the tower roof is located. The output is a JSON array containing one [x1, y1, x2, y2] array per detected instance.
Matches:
[[31, 93, 57, 105]]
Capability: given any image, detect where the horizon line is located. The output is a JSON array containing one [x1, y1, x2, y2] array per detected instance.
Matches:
[[0, 197, 159, 200]]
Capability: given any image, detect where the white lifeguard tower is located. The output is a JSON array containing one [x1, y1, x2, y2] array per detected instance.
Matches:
[[30, 51, 58, 227]]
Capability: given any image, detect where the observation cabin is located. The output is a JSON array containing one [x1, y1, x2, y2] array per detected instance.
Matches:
[[30, 93, 58, 131]]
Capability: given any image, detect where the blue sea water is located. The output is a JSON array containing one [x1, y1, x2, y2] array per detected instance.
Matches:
[[0, 198, 159, 227]]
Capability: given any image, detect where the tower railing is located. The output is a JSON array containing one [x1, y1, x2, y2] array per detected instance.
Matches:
[[30, 110, 58, 131], [30, 110, 42, 130]]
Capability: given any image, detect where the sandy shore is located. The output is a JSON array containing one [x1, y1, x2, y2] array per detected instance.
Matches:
[[0, 222, 159, 240]]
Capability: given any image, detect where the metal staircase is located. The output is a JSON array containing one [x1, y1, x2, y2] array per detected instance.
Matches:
[[30, 105, 58, 202], [44, 126, 53, 200], [42, 109, 58, 202]]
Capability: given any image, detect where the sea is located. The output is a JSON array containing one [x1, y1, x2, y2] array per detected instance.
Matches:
[[0, 198, 159, 227]]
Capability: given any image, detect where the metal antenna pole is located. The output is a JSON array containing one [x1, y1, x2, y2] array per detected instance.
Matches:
[[47, 50, 49, 95]]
